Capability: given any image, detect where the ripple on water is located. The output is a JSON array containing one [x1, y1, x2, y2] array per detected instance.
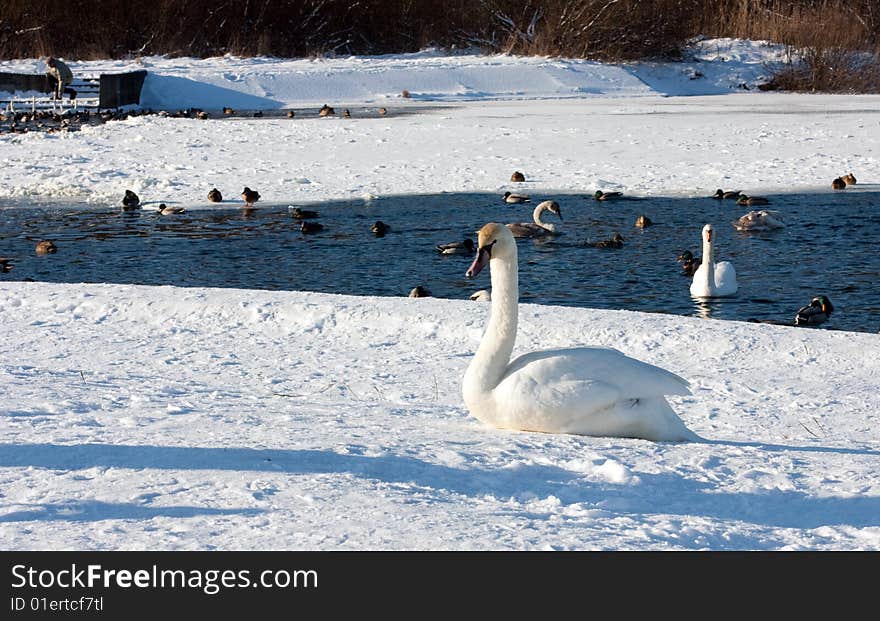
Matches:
[[1, 190, 879, 333]]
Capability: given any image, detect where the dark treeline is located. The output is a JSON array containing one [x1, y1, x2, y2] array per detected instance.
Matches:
[[2, 1, 879, 91]]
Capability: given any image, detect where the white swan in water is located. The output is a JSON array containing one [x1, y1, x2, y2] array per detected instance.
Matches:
[[733, 209, 785, 232], [690, 223, 738, 298], [463, 223, 697, 442], [506, 200, 562, 238]]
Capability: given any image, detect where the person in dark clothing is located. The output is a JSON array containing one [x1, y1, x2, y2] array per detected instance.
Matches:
[[46, 57, 76, 100]]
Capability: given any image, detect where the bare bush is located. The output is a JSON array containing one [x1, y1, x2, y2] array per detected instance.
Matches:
[[1, 0, 879, 91]]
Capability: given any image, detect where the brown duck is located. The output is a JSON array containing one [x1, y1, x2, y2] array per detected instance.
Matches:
[[35, 240, 57, 255], [241, 187, 260, 208]]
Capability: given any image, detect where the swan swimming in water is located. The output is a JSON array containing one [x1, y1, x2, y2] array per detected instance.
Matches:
[[462, 223, 697, 442], [733, 210, 785, 232], [690, 223, 737, 297], [506, 200, 562, 238]]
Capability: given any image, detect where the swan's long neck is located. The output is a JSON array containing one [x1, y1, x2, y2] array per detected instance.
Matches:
[[466, 245, 519, 395], [532, 204, 559, 232], [701, 232, 715, 292]]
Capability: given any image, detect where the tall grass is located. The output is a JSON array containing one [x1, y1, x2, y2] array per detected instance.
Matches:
[[1, 0, 879, 91]]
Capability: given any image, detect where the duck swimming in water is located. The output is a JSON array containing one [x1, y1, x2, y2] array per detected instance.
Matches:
[[590, 233, 625, 249], [35, 240, 57, 255], [290, 207, 319, 219], [712, 189, 742, 200], [158, 203, 185, 215], [736, 195, 770, 206], [436, 239, 475, 254], [371, 220, 390, 236], [677, 250, 701, 276], [502, 191, 530, 204], [593, 190, 623, 201], [795, 295, 834, 326]]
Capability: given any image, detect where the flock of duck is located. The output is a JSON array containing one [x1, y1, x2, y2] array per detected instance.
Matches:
[[471, 170, 855, 328], [7, 168, 852, 330]]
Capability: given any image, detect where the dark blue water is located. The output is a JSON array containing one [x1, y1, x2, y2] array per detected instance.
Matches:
[[1, 190, 879, 333]]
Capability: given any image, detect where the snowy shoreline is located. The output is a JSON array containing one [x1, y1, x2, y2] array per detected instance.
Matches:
[[2, 281, 879, 549], [2, 40, 879, 550]]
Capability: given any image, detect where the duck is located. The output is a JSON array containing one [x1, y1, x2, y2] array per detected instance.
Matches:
[[241, 187, 260, 208], [287, 110, 296, 118], [319, 104, 335, 117], [207, 188, 223, 202], [690, 223, 737, 297], [409, 286, 430, 298], [0, 257, 12, 273], [378, 107, 387, 116], [677, 250, 701, 276], [436, 238, 475, 255], [736, 195, 770, 206], [158, 203, 185, 215], [196, 111, 209, 120], [832, 177, 846, 190], [594, 190, 623, 201], [300, 221, 324, 233], [733, 209, 785, 231], [252, 111, 263, 118], [502, 191, 530, 204], [462, 222, 697, 441], [222, 106, 234, 115], [510, 171, 526, 182], [591, 233, 624, 249], [506, 200, 562, 238], [635, 215, 653, 228], [122, 190, 140, 210], [35, 240, 57, 255], [469, 289, 491, 302], [712, 189, 742, 200], [343, 109, 351, 118], [842, 173, 857, 186], [795, 295, 834, 326], [290, 207, 319, 219], [371, 220, 390, 236]]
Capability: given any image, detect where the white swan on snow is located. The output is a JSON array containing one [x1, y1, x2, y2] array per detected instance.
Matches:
[[690, 223, 738, 298], [462, 223, 697, 442]]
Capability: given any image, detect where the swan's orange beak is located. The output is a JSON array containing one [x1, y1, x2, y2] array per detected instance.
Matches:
[[466, 245, 491, 278]]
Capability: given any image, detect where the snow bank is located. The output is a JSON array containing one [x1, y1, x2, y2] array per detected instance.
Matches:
[[1, 281, 878, 550], [2, 40, 785, 109]]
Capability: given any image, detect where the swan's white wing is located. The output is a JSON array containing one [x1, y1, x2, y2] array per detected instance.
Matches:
[[714, 261, 737, 294], [690, 263, 708, 296], [490, 347, 692, 439], [501, 347, 690, 400]]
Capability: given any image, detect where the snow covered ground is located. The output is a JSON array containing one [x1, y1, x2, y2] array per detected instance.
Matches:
[[2, 39, 879, 550]]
